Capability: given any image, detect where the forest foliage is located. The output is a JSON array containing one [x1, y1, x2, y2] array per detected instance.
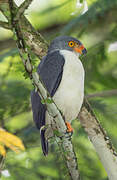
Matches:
[[0, 0, 117, 179]]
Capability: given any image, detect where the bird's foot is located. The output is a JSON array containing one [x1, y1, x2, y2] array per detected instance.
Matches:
[[65, 122, 73, 133]]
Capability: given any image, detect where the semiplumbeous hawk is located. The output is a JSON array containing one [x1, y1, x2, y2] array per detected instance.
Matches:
[[31, 36, 87, 155]]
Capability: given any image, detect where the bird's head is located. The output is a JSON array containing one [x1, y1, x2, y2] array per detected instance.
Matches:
[[48, 36, 87, 56]]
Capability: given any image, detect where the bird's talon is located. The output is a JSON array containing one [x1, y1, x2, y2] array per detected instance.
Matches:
[[65, 122, 73, 133]]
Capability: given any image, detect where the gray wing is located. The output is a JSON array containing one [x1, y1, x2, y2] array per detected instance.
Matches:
[[37, 51, 65, 97], [31, 51, 65, 155], [31, 51, 65, 128]]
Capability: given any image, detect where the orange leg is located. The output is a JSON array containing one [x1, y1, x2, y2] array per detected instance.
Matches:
[[65, 122, 73, 133]]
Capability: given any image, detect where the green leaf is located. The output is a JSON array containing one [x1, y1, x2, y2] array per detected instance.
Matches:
[[32, 68, 37, 73], [53, 129, 62, 137], [23, 71, 29, 79], [30, 53, 36, 60], [45, 98, 53, 104], [41, 98, 53, 104], [41, 99, 45, 104], [22, 53, 28, 60]]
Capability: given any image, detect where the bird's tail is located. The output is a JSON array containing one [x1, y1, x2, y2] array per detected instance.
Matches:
[[40, 129, 48, 156]]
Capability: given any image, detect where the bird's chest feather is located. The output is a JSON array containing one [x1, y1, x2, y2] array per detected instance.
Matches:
[[53, 50, 85, 121]]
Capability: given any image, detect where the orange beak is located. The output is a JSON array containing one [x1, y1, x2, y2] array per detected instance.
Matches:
[[74, 44, 87, 55]]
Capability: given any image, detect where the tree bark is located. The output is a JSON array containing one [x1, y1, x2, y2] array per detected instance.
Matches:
[[78, 99, 117, 180]]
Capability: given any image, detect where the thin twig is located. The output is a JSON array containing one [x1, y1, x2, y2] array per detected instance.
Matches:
[[14, 0, 33, 21], [86, 89, 117, 98]]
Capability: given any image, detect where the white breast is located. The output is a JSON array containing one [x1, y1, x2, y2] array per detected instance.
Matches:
[[52, 50, 85, 122]]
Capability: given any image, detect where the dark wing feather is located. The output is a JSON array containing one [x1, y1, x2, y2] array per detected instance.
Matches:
[[37, 51, 65, 96], [31, 51, 65, 155]]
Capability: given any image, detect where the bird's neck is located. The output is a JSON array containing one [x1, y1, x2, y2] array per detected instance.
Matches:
[[59, 49, 81, 63]]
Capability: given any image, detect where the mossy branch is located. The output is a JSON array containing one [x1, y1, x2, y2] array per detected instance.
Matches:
[[0, 0, 48, 59], [14, 0, 33, 21], [8, 0, 81, 179]]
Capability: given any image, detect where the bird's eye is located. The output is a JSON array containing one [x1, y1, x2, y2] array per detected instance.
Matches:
[[68, 41, 75, 47]]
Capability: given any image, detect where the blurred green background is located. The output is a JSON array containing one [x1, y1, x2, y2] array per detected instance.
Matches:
[[0, 0, 117, 179]]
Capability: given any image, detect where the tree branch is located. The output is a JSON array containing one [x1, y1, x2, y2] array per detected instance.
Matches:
[[0, 21, 11, 29], [0, 1, 11, 23], [8, 0, 81, 179], [14, 0, 33, 21], [0, 0, 48, 59], [86, 89, 117, 99], [78, 98, 117, 180]]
